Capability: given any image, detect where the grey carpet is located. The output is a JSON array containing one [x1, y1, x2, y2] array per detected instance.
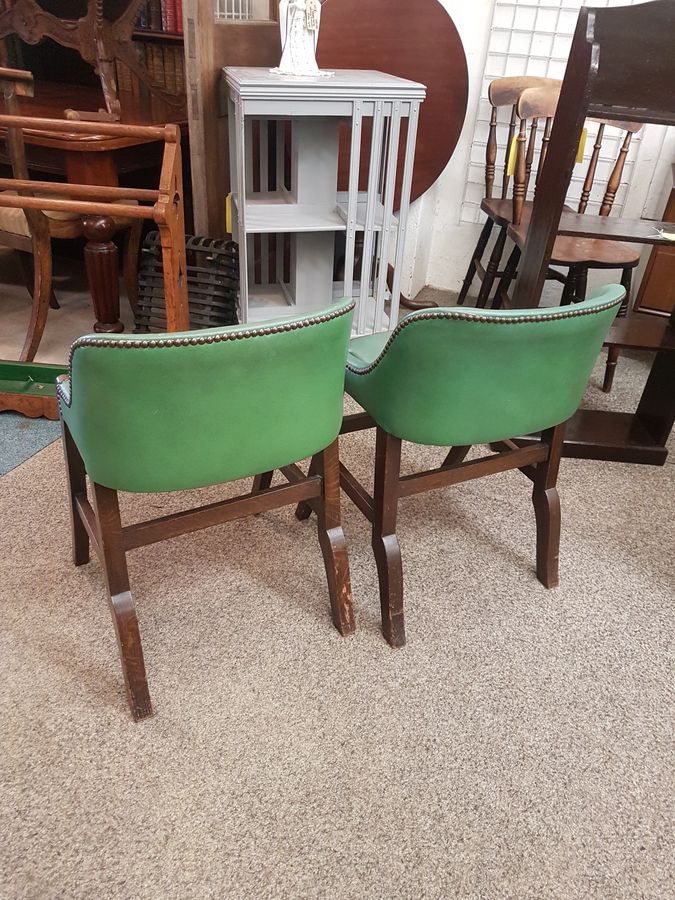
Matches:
[[0, 412, 60, 475], [1, 354, 673, 900]]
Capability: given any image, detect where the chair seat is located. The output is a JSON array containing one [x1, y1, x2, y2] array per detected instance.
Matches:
[[0, 191, 138, 240], [510, 217, 641, 267], [347, 331, 390, 369], [481, 198, 575, 228]]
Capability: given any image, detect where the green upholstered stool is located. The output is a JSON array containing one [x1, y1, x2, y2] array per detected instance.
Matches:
[[57, 301, 355, 721], [335, 286, 624, 648]]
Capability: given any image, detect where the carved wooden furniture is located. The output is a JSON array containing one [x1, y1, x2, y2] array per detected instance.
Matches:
[[0, 66, 142, 359], [0, 0, 185, 119], [0, 112, 189, 358], [57, 300, 355, 720], [456, 76, 561, 309], [508, 0, 675, 467], [286, 288, 623, 647], [225, 66, 425, 332]]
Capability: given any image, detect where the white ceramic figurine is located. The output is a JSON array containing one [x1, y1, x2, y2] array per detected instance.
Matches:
[[272, 0, 331, 78]]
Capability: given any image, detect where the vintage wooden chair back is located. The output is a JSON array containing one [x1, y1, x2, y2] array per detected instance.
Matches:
[[512, 108, 642, 227], [512, 0, 675, 311], [457, 76, 560, 308], [488, 79, 560, 221]]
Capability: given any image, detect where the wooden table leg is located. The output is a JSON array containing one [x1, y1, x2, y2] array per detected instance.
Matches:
[[83, 215, 124, 334]]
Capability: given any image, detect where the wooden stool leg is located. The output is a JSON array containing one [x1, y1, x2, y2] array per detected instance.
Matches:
[[457, 219, 494, 306], [532, 423, 565, 589], [83, 215, 124, 334], [492, 245, 520, 310], [442, 445, 471, 467], [603, 346, 621, 394], [295, 454, 320, 521], [372, 428, 405, 647], [91, 483, 152, 721], [602, 267, 633, 393], [476, 226, 507, 308], [252, 471, 274, 493], [20, 236, 53, 362], [316, 440, 355, 636], [61, 421, 90, 567], [561, 266, 579, 305]]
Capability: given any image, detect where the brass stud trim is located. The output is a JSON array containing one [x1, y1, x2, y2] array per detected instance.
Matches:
[[346, 299, 622, 376]]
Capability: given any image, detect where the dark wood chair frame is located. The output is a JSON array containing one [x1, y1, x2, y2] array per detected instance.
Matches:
[[279, 412, 564, 648], [61, 420, 355, 721]]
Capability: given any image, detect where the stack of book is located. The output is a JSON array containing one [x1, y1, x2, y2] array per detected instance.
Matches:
[[137, 0, 184, 35], [116, 43, 186, 97]]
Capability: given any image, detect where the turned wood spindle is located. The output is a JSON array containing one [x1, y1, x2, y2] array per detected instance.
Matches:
[[579, 123, 605, 215], [83, 215, 124, 334], [512, 118, 528, 226], [501, 104, 518, 199], [486, 105, 498, 200], [600, 130, 633, 217]]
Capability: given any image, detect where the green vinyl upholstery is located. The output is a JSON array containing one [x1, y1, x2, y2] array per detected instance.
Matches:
[[57, 301, 354, 493], [345, 286, 624, 446]]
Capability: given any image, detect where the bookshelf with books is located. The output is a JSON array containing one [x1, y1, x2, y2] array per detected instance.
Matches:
[[116, 1, 186, 104]]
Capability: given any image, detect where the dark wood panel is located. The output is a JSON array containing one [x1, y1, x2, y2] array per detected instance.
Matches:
[[634, 170, 675, 317]]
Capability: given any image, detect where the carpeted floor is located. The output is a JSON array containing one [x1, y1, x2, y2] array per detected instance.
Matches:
[[1, 354, 673, 900]]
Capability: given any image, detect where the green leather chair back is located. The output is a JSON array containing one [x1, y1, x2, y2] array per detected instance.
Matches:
[[58, 301, 354, 493], [345, 286, 624, 446]]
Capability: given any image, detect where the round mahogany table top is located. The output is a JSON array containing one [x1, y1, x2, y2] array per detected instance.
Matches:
[[318, 0, 469, 203]]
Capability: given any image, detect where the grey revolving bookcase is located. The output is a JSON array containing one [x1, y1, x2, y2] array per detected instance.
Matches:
[[224, 67, 426, 334]]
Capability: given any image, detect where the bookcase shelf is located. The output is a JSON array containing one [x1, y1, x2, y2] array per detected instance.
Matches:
[[133, 30, 185, 43], [225, 67, 426, 336]]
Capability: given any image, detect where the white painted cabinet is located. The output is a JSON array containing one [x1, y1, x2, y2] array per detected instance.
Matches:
[[223, 67, 426, 333]]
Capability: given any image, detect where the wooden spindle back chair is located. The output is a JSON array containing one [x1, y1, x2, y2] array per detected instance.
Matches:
[[457, 76, 561, 308], [498, 111, 643, 319]]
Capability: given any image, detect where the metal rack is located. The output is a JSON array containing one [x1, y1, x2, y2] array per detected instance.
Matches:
[[224, 67, 426, 334]]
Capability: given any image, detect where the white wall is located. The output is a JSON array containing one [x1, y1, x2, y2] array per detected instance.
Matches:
[[403, 0, 496, 299]]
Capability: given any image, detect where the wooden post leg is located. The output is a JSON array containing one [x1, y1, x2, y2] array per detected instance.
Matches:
[[561, 266, 579, 305], [91, 483, 152, 721], [60, 420, 89, 567], [476, 226, 507, 309], [83, 216, 124, 334], [603, 346, 621, 394], [532, 422, 565, 589], [457, 219, 494, 306], [372, 428, 405, 647], [316, 440, 355, 636], [295, 455, 320, 521]]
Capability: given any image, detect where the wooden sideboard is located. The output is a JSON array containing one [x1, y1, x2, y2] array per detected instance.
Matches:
[[634, 164, 675, 317]]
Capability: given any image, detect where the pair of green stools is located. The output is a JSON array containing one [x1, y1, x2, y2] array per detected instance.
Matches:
[[57, 285, 624, 719]]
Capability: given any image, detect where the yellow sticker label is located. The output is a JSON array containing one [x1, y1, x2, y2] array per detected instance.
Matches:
[[225, 193, 232, 235], [506, 135, 519, 178], [576, 128, 588, 164]]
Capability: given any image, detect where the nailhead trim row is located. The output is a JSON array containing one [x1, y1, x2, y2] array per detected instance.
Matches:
[[345, 299, 623, 376], [57, 301, 355, 410]]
